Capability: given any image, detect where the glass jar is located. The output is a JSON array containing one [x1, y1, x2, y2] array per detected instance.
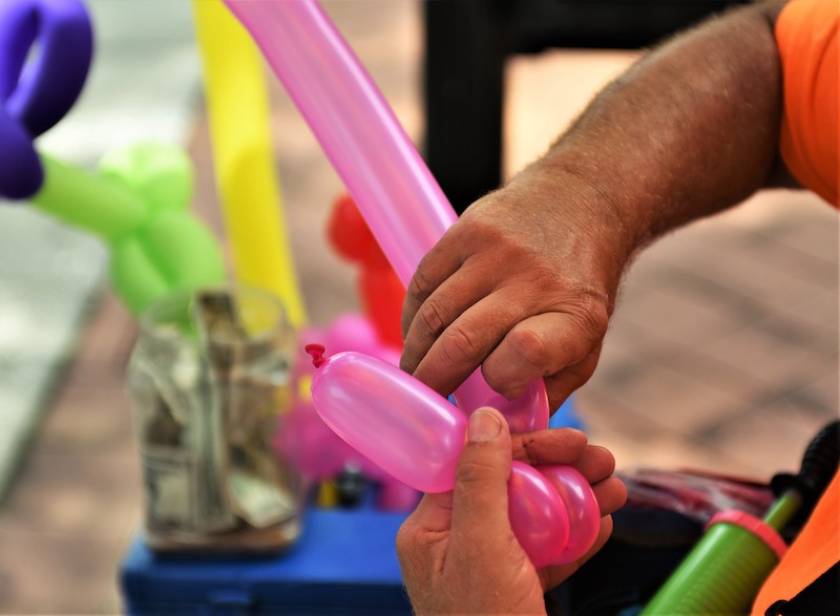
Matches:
[[127, 285, 303, 552]]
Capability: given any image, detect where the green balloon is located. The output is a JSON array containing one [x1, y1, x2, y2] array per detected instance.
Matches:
[[32, 143, 226, 314], [99, 143, 193, 216]]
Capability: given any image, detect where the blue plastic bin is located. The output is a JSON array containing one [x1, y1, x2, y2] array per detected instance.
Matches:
[[121, 507, 411, 615]]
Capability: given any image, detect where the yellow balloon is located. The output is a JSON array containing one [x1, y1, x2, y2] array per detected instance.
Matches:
[[192, 0, 306, 326]]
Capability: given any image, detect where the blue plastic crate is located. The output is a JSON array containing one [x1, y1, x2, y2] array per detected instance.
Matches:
[[121, 507, 411, 615]]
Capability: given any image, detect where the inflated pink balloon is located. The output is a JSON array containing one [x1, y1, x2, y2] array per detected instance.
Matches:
[[224, 0, 549, 433], [542, 465, 602, 563], [455, 371, 548, 435], [280, 314, 412, 488], [306, 346, 599, 566], [308, 345, 466, 493]]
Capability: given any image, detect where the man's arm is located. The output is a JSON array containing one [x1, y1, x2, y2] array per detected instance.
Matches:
[[544, 0, 789, 246], [401, 1, 789, 407]]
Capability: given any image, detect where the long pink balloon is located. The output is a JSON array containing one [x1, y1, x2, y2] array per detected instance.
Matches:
[[307, 347, 600, 566], [225, 0, 549, 432]]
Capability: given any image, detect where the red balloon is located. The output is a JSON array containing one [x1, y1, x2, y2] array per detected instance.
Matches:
[[327, 194, 388, 269], [360, 266, 404, 349]]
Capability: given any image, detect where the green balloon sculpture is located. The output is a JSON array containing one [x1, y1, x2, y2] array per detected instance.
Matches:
[[32, 143, 225, 314]]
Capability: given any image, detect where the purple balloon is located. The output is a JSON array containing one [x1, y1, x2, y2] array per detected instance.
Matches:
[[0, 0, 93, 136], [0, 106, 41, 198], [0, 0, 93, 200]]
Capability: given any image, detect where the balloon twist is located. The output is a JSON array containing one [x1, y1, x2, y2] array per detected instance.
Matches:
[[307, 347, 601, 567]]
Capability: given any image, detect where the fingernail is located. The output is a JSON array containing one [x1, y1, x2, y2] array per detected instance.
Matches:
[[468, 409, 502, 442]]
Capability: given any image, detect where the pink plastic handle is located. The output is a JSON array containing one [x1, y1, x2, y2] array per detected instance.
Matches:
[[224, 0, 549, 432], [307, 347, 600, 566]]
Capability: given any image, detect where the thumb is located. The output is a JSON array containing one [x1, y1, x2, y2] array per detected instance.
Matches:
[[451, 407, 512, 540]]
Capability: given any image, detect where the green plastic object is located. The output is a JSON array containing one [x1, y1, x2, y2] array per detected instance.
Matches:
[[32, 143, 225, 314], [642, 491, 800, 615], [642, 521, 780, 614]]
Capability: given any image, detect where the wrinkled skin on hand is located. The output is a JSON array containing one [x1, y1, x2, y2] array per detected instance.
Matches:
[[401, 168, 632, 410], [397, 409, 626, 615]]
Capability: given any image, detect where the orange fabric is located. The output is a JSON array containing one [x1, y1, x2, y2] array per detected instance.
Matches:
[[752, 471, 840, 614], [757, 2, 840, 610], [775, 0, 839, 206]]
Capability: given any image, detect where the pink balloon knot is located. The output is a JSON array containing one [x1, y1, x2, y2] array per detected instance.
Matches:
[[305, 343, 327, 368]]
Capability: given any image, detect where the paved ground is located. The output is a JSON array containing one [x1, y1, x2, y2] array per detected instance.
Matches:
[[0, 1, 837, 613]]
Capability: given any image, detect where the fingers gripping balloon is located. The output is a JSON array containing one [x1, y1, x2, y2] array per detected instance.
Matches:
[[306, 345, 600, 567], [224, 0, 549, 432]]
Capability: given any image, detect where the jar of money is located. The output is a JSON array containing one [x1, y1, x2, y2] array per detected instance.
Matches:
[[127, 285, 303, 552]]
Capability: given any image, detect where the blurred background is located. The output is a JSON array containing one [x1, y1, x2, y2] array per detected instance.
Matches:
[[0, 0, 836, 612]]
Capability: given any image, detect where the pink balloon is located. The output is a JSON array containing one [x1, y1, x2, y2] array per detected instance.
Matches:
[[378, 479, 422, 512], [508, 461, 571, 568], [309, 348, 466, 493], [224, 0, 549, 433], [281, 314, 413, 490], [541, 465, 601, 564], [324, 314, 384, 358], [455, 371, 549, 434], [307, 347, 600, 566], [277, 400, 351, 480]]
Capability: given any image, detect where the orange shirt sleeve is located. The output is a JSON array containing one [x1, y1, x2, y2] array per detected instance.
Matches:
[[775, 0, 839, 207]]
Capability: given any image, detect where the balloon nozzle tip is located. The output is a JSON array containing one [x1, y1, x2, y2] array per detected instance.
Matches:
[[304, 343, 327, 368]]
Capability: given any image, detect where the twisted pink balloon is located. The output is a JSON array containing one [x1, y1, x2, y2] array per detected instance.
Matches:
[[224, 0, 549, 432], [276, 314, 419, 510], [307, 348, 600, 567]]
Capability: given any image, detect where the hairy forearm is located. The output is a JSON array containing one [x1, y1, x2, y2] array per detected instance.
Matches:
[[519, 1, 786, 258]]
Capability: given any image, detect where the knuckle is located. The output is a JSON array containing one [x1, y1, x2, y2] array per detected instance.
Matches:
[[507, 326, 549, 368], [439, 324, 482, 365], [417, 299, 447, 337], [408, 265, 436, 303]]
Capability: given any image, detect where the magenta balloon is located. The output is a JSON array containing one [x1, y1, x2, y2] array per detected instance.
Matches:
[[455, 371, 549, 433], [276, 401, 350, 480], [307, 349, 601, 567], [508, 461, 571, 568], [325, 314, 384, 357], [539, 465, 601, 564], [224, 0, 549, 433], [310, 351, 466, 493], [224, 0, 454, 286], [378, 479, 421, 512]]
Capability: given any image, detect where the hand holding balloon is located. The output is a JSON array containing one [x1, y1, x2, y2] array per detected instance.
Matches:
[[306, 345, 601, 567], [397, 409, 624, 614]]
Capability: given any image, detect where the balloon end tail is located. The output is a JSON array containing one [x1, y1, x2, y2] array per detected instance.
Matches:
[[305, 343, 327, 368]]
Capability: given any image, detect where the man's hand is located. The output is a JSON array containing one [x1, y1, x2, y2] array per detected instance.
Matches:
[[401, 168, 631, 409], [397, 408, 626, 615], [401, 3, 785, 411]]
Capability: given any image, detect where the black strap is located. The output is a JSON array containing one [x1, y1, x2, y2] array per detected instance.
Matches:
[[765, 561, 840, 615]]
